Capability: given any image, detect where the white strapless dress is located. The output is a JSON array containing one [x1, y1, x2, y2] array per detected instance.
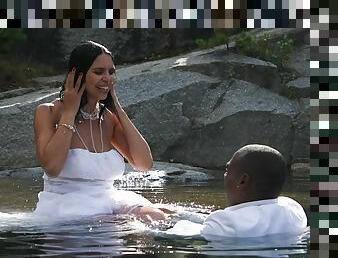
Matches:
[[34, 148, 152, 218]]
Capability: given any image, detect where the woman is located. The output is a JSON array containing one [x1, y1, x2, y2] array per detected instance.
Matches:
[[33, 41, 166, 221]]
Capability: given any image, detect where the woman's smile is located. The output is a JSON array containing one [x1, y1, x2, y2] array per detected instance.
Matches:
[[96, 85, 109, 93], [82, 53, 115, 100]]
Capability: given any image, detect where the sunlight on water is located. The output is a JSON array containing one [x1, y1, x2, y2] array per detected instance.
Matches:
[[0, 170, 309, 257], [0, 208, 309, 257]]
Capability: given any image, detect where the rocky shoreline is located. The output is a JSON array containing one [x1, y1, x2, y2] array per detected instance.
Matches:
[[0, 161, 308, 181], [0, 29, 309, 173]]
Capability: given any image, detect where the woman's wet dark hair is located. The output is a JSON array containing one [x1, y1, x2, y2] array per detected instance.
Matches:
[[59, 40, 116, 119]]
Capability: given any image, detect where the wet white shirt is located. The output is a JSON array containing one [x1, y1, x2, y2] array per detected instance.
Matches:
[[167, 196, 308, 238], [201, 196, 307, 238]]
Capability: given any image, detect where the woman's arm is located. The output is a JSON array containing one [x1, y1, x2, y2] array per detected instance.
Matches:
[[109, 84, 153, 171], [34, 69, 84, 177], [34, 104, 75, 177]]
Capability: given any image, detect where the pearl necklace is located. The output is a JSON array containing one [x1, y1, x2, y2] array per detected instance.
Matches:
[[75, 117, 104, 153], [75, 103, 104, 153], [79, 104, 100, 120]]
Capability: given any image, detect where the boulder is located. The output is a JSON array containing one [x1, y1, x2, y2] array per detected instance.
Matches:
[[0, 44, 308, 170], [32, 74, 65, 88], [0, 88, 59, 169], [161, 79, 299, 168], [119, 161, 215, 187], [2, 162, 215, 185], [58, 29, 213, 64], [0, 167, 44, 180], [291, 98, 309, 162], [119, 70, 219, 157], [286, 77, 310, 98], [287, 45, 310, 77], [171, 50, 281, 93], [0, 88, 35, 101]]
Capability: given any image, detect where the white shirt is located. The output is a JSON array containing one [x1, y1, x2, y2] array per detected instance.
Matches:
[[201, 196, 307, 238], [167, 196, 308, 238]]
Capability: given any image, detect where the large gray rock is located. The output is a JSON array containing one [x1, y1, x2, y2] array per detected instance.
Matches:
[[171, 50, 281, 93], [287, 45, 310, 77], [114, 49, 282, 161], [291, 98, 309, 162], [58, 29, 213, 64], [119, 70, 219, 157], [161, 79, 299, 168], [0, 44, 308, 170], [286, 77, 310, 98], [1, 161, 215, 186], [0, 88, 59, 169], [0, 88, 36, 101]]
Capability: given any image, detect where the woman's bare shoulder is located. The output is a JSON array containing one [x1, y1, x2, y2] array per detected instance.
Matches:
[[35, 99, 63, 120], [103, 107, 118, 124]]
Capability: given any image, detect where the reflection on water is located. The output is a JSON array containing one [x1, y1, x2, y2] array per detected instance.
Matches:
[[0, 171, 309, 257]]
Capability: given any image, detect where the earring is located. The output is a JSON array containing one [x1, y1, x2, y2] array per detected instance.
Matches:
[[77, 114, 84, 124]]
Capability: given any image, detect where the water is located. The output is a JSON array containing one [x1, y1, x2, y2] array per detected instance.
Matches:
[[0, 170, 309, 257]]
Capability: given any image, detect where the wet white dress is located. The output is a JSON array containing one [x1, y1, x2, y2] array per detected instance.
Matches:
[[34, 148, 152, 219]]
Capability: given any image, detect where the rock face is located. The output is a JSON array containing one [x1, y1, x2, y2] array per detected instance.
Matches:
[[291, 98, 309, 162], [161, 79, 298, 168], [0, 89, 59, 170], [1, 161, 215, 183], [58, 29, 213, 65], [286, 77, 310, 98], [0, 31, 309, 170]]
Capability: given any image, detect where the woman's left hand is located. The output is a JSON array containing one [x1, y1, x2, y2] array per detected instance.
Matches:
[[107, 77, 153, 171]]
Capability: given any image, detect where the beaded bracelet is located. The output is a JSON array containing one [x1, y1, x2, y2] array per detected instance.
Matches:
[[56, 123, 76, 133]]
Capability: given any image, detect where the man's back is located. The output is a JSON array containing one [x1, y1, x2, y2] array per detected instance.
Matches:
[[201, 196, 307, 238]]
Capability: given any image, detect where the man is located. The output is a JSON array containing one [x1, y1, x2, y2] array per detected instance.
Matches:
[[168, 144, 308, 238]]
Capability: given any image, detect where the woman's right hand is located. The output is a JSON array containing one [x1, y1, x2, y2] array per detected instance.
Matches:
[[62, 68, 85, 116]]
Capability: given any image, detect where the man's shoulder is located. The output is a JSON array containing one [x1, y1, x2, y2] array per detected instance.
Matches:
[[207, 209, 228, 218], [277, 196, 307, 219], [206, 208, 241, 222], [277, 196, 304, 209]]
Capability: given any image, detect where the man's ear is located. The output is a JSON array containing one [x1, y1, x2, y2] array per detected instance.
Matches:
[[236, 172, 250, 189]]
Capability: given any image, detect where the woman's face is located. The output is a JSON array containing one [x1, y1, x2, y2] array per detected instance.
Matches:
[[83, 53, 116, 101]]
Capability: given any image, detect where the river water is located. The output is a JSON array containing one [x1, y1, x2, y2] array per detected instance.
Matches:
[[0, 169, 309, 257]]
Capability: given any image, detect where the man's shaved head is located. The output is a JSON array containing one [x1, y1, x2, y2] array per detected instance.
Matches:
[[230, 144, 287, 200]]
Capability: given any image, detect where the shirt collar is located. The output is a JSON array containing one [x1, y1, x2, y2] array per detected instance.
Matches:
[[226, 198, 278, 211]]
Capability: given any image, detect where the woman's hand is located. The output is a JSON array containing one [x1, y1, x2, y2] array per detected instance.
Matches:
[[107, 77, 153, 171], [109, 78, 118, 103], [34, 68, 85, 177], [62, 68, 85, 116]]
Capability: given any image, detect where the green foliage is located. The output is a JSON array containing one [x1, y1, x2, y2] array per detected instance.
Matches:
[[233, 31, 259, 56], [195, 38, 209, 49], [234, 31, 294, 67], [0, 29, 27, 54], [0, 29, 60, 92], [274, 36, 294, 67], [195, 29, 234, 50], [0, 59, 57, 92], [279, 84, 298, 99], [0, 61, 27, 91]]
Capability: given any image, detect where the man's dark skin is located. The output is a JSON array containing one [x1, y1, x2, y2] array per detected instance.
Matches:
[[224, 144, 287, 207], [167, 144, 307, 238]]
